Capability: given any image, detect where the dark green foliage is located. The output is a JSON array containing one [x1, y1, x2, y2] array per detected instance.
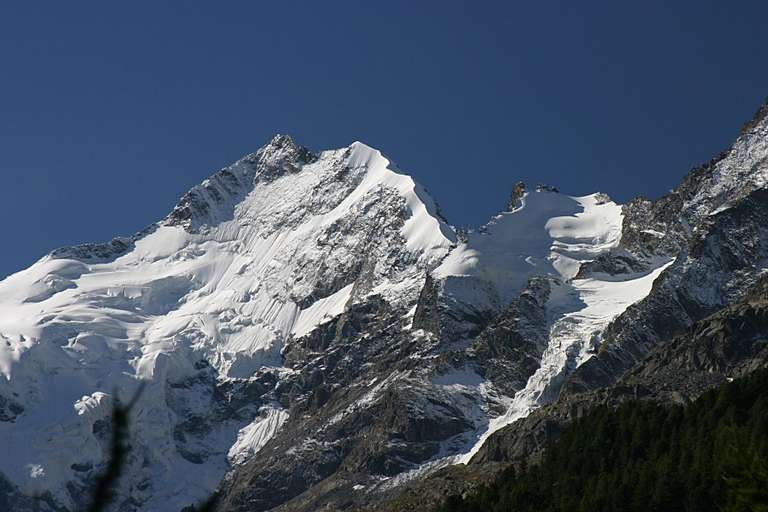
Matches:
[[438, 369, 768, 512]]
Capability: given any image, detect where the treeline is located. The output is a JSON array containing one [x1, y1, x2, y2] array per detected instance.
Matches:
[[438, 368, 768, 512]]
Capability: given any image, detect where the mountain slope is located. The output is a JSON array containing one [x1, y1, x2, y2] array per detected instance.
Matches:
[[0, 136, 455, 511], [561, 98, 768, 396], [1, 98, 767, 512], [215, 189, 674, 510], [361, 99, 768, 512]]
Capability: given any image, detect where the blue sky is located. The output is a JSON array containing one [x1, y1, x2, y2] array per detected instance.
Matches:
[[2, 1, 768, 278]]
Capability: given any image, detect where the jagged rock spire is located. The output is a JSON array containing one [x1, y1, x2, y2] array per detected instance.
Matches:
[[506, 181, 526, 211], [249, 133, 317, 179]]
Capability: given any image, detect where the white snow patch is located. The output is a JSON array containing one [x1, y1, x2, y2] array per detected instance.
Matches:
[[291, 284, 354, 339], [228, 406, 289, 464], [436, 191, 623, 305]]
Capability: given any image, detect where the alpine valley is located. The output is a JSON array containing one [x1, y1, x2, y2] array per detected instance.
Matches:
[[1, 99, 768, 511]]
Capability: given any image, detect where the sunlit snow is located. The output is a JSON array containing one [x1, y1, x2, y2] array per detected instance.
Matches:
[[0, 140, 454, 510]]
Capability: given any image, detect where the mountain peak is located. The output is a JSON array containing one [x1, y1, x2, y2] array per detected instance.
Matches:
[[249, 133, 316, 179], [266, 132, 295, 147]]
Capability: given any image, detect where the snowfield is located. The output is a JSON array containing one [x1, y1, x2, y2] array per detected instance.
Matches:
[[436, 190, 624, 303]]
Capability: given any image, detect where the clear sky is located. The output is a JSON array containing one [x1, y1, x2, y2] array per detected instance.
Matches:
[[2, 1, 768, 278]]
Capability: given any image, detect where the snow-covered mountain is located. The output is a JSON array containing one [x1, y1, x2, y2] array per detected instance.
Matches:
[[1, 99, 767, 512], [0, 137, 456, 510], [362, 101, 768, 512]]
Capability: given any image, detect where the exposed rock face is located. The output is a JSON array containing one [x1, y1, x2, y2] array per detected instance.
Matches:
[[505, 181, 526, 211], [366, 273, 768, 512], [472, 277, 552, 396], [216, 295, 486, 511], [411, 273, 441, 335]]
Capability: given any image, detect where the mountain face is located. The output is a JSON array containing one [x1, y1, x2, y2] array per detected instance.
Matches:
[[0, 138, 454, 511], [359, 103, 768, 512], [0, 101, 767, 512]]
